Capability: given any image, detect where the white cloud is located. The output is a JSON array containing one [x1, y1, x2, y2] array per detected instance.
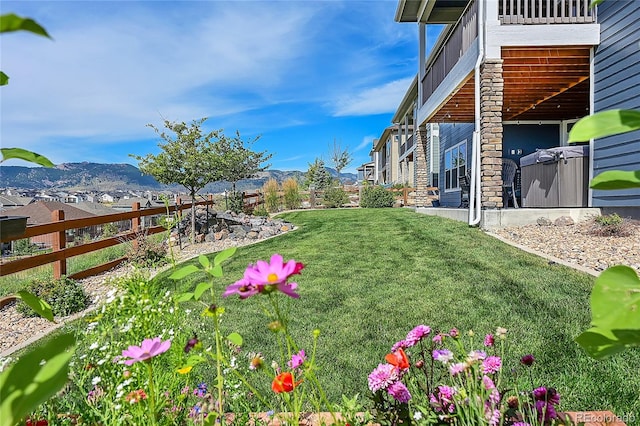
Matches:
[[332, 77, 414, 117], [356, 135, 375, 152], [0, 2, 316, 159]]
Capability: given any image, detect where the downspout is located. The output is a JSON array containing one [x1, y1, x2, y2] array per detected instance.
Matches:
[[469, 0, 484, 226]]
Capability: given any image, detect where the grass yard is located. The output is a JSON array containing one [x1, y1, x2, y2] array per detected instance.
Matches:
[[151, 208, 640, 414]]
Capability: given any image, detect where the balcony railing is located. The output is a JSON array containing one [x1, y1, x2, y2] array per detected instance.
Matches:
[[422, 0, 478, 105], [500, 0, 596, 24]]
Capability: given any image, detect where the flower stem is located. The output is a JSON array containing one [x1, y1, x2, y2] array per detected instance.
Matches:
[[145, 361, 158, 426]]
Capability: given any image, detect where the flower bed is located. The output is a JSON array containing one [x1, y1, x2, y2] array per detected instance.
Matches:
[[2, 251, 630, 426]]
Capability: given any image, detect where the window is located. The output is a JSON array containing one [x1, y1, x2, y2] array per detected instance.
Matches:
[[444, 140, 467, 191]]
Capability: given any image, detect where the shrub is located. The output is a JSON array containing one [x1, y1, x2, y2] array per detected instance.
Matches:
[[590, 213, 632, 237], [263, 178, 280, 213], [126, 230, 167, 268], [322, 186, 348, 208], [227, 191, 244, 214], [282, 177, 301, 210], [360, 185, 394, 208], [12, 238, 38, 255], [17, 276, 88, 318], [252, 205, 269, 217]]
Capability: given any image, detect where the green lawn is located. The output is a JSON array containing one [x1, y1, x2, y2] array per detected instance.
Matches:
[[152, 208, 640, 414]]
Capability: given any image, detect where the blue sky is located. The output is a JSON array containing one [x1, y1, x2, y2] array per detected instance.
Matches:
[[2, 1, 442, 174]]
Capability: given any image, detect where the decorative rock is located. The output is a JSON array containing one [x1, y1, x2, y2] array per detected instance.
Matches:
[[537, 217, 552, 226], [554, 216, 575, 226], [247, 231, 259, 239]]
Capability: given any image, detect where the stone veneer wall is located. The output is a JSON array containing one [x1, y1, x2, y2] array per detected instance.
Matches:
[[480, 60, 504, 209], [414, 125, 430, 207]]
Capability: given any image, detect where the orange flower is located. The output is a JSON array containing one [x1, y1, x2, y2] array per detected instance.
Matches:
[[271, 372, 302, 393], [385, 348, 410, 370]]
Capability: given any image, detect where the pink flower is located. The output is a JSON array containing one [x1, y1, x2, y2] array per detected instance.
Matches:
[[449, 362, 466, 376], [368, 363, 398, 392], [387, 381, 411, 403], [121, 337, 171, 365], [467, 350, 487, 362], [484, 334, 494, 347], [405, 325, 431, 346], [390, 340, 408, 352], [224, 254, 301, 299], [430, 385, 456, 413], [481, 356, 502, 374], [520, 354, 535, 366], [288, 350, 306, 369]]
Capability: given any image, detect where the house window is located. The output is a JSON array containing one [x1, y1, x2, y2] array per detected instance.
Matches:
[[444, 140, 467, 191]]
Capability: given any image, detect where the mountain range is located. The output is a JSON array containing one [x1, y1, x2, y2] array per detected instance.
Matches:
[[0, 162, 357, 192]]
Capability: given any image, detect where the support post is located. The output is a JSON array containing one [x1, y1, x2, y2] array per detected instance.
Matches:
[[52, 210, 66, 279]]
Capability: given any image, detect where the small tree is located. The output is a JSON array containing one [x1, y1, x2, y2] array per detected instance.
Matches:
[[217, 132, 272, 195], [305, 158, 332, 190], [131, 118, 223, 242], [329, 139, 353, 185]]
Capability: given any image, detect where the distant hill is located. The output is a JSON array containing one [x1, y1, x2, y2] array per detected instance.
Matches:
[[0, 162, 357, 192]]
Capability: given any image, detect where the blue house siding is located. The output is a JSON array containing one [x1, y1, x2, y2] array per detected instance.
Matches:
[[592, 0, 640, 207], [438, 123, 474, 207]]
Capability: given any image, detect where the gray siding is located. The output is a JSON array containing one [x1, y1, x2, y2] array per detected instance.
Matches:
[[503, 124, 560, 165], [438, 123, 474, 207], [593, 0, 640, 207]]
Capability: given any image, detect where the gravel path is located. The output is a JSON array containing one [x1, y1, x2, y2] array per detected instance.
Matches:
[[2, 217, 638, 358]]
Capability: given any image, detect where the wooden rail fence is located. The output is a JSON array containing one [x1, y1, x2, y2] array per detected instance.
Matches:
[[0, 197, 216, 281]]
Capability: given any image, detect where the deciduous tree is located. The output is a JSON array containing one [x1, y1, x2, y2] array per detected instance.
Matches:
[[131, 118, 223, 242]]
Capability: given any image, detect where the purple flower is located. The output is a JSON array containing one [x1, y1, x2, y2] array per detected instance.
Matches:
[[432, 349, 454, 363], [487, 408, 500, 426], [449, 328, 459, 338], [405, 325, 431, 346], [432, 334, 444, 344], [288, 350, 306, 369], [484, 334, 495, 347], [482, 356, 502, 374], [482, 375, 495, 390], [368, 363, 398, 392], [387, 381, 411, 403], [222, 276, 259, 299], [521, 354, 535, 366], [121, 337, 171, 365], [513, 423, 531, 426], [391, 340, 408, 352], [533, 387, 560, 405]]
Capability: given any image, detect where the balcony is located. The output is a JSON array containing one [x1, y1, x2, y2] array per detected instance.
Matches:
[[420, 0, 598, 115]]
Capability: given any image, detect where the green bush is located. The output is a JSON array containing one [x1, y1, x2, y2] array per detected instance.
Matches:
[[17, 276, 88, 318], [12, 238, 38, 255], [590, 213, 632, 237], [360, 185, 394, 208], [228, 191, 244, 214], [322, 186, 349, 208], [252, 205, 269, 217], [263, 178, 280, 213], [283, 177, 301, 210]]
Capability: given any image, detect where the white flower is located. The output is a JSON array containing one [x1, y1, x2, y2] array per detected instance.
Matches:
[[99, 345, 108, 351], [114, 404, 122, 410], [97, 359, 106, 366], [92, 376, 102, 385], [413, 411, 423, 421], [169, 307, 174, 314], [39, 359, 46, 366], [89, 342, 99, 350]]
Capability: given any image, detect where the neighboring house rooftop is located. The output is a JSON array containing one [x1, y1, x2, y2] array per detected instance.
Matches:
[[73, 201, 119, 216], [6, 201, 96, 225]]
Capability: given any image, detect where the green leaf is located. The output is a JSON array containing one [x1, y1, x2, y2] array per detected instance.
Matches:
[[0, 332, 74, 426], [0, 71, 8, 86], [210, 264, 223, 278], [175, 292, 194, 302], [590, 170, 640, 190], [169, 265, 200, 280], [16, 291, 54, 322], [226, 332, 243, 347], [568, 109, 640, 142], [0, 14, 52, 38], [590, 265, 640, 330], [198, 255, 210, 269], [575, 328, 640, 359], [0, 148, 54, 167], [590, 0, 604, 6], [194, 282, 212, 301], [214, 247, 236, 266]]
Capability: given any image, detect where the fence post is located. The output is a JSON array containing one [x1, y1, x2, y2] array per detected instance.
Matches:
[[132, 202, 141, 250], [403, 187, 408, 206], [52, 210, 66, 279]]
